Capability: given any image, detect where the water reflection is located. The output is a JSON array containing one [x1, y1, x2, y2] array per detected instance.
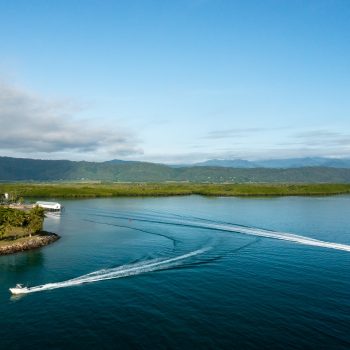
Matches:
[[45, 212, 62, 220], [0, 251, 44, 273], [10, 293, 26, 302]]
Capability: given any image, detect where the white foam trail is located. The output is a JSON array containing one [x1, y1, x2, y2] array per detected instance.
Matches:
[[17, 247, 210, 294], [183, 220, 350, 253], [92, 211, 350, 253]]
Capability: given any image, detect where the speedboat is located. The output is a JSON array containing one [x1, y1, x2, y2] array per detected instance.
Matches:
[[9, 284, 28, 295]]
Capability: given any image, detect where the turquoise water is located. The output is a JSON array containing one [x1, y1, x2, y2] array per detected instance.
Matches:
[[1, 196, 350, 349]]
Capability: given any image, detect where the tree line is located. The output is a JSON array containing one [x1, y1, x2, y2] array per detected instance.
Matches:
[[0, 206, 45, 240]]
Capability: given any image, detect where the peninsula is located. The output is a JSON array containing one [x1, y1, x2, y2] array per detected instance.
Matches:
[[0, 205, 60, 255]]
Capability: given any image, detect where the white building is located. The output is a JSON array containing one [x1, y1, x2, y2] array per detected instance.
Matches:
[[35, 201, 62, 211]]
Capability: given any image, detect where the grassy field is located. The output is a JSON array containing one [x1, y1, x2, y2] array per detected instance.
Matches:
[[0, 235, 31, 247], [1, 182, 350, 198]]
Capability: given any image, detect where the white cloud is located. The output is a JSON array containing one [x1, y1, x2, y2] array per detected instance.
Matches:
[[0, 81, 143, 159], [203, 127, 263, 140]]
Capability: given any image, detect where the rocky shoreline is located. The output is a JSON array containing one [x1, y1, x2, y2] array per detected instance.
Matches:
[[0, 231, 60, 255]]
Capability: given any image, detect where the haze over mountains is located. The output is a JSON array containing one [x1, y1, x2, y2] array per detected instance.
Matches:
[[1, 156, 350, 183], [191, 157, 350, 169]]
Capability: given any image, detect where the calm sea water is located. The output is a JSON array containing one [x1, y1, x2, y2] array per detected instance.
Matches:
[[1, 196, 350, 349]]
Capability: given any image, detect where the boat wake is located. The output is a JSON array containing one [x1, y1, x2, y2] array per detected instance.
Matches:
[[213, 222, 350, 252], [15, 209, 350, 296], [90, 210, 350, 253], [10, 247, 211, 295]]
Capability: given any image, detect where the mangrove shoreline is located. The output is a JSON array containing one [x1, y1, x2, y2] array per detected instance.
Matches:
[[1, 183, 350, 198]]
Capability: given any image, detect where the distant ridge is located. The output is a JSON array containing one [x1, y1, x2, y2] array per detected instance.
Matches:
[[192, 157, 350, 169], [194, 159, 256, 168], [1, 156, 350, 183]]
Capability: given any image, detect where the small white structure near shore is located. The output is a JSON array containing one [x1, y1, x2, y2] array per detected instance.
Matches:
[[35, 201, 62, 211], [1, 193, 9, 203]]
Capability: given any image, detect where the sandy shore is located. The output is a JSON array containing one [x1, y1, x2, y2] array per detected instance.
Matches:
[[0, 231, 60, 255]]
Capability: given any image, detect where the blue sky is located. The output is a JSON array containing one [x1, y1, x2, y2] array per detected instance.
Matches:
[[0, 0, 349, 163]]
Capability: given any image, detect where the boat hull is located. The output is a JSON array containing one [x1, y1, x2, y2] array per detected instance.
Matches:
[[10, 287, 28, 295]]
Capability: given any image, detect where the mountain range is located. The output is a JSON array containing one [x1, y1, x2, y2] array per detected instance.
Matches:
[[191, 157, 350, 168], [1, 156, 350, 183]]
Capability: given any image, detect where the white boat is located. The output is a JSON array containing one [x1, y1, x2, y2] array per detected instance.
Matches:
[[9, 284, 29, 295]]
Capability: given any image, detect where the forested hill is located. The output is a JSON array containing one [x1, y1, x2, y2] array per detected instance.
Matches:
[[1, 156, 350, 183]]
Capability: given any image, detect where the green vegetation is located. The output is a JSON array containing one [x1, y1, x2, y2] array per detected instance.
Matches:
[[1, 183, 350, 199], [0, 206, 45, 240], [2, 156, 350, 183]]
